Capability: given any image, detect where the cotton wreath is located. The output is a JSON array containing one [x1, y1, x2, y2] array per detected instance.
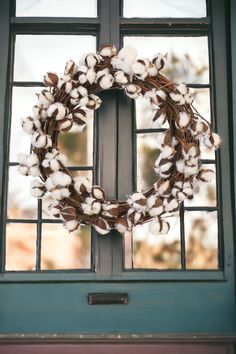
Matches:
[[18, 44, 221, 236]]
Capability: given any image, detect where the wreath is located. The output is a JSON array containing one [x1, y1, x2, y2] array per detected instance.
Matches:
[[18, 44, 221, 236]]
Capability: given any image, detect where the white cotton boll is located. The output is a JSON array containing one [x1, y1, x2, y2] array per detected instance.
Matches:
[[79, 96, 89, 107], [156, 132, 166, 149], [21, 117, 40, 135], [84, 53, 100, 68], [204, 132, 221, 149], [125, 84, 141, 99], [42, 159, 49, 168], [94, 224, 110, 235], [177, 84, 188, 95], [51, 171, 71, 187], [70, 88, 79, 98], [100, 44, 117, 57], [64, 220, 79, 232], [161, 146, 175, 159], [78, 86, 88, 97], [78, 73, 87, 84], [38, 90, 54, 107], [149, 219, 161, 235], [59, 119, 73, 132], [64, 60, 78, 76], [198, 169, 214, 182], [31, 133, 52, 148], [118, 45, 137, 65], [176, 160, 185, 173], [132, 61, 147, 80], [31, 179, 45, 197], [51, 189, 63, 200], [156, 90, 166, 101], [91, 201, 102, 214], [29, 166, 40, 177], [147, 64, 158, 77], [160, 220, 170, 234], [18, 165, 28, 175], [159, 162, 172, 173], [45, 176, 55, 191], [26, 153, 38, 167], [116, 218, 132, 234], [49, 159, 60, 171], [114, 71, 128, 85], [81, 202, 93, 215], [47, 102, 67, 121], [154, 113, 166, 128], [74, 176, 91, 194], [31, 187, 43, 198], [99, 75, 114, 89], [154, 180, 170, 196], [184, 164, 198, 176], [17, 153, 27, 165], [60, 188, 70, 198], [147, 195, 156, 209], [92, 186, 105, 201], [86, 69, 96, 84], [111, 57, 132, 75], [169, 92, 184, 104], [164, 198, 178, 212], [32, 104, 48, 121], [149, 206, 163, 217], [178, 111, 191, 128]]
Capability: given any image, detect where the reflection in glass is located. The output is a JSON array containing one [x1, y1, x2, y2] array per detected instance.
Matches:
[[123, 0, 206, 18], [16, 0, 97, 17], [58, 114, 94, 166], [42, 170, 93, 219], [41, 224, 91, 269], [185, 211, 218, 269], [136, 133, 161, 191], [10, 87, 41, 162], [14, 35, 96, 81], [124, 36, 209, 84], [5, 223, 36, 270], [131, 215, 181, 269], [185, 164, 217, 207], [7, 167, 37, 219]]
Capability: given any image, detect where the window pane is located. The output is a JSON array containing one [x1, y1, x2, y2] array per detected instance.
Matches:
[[131, 215, 181, 269], [185, 211, 218, 269], [41, 224, 91, 269], [10, 87, 41, 162], [192, 88, 211, 124], [185, 164, 217, 207], [5, 223, 36, 271], [124, 36, 209, 84], [7, 166, 37, 219], [14, 35, 96, 81], [123, 0, 206, 18], [16, 0, 97, 17], [42, 170, 93, 219], [136, 133, 161, 192], [58, 112, 94, 166]]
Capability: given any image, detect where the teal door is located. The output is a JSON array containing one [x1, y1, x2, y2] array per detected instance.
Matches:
[[0, 0, 235, 337]]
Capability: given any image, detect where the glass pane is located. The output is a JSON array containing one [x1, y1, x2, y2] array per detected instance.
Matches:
[[124, 36, 209, 84], [7, 167, 37, 219], [136, 133, 161, 192], [16, 0, 97, 17], [185, 164, 217, 207], [41, 224, 91, 269], [131, 215, 181, 269], [58, 113, 94, 166], [123, 0, 206, 18], [10, 87, 42, 162], [192, 88, 211, 123], [5, 223, 36, 270], [14, 35, 96, 81], [185, 211, 218, 269], [42, 170, 93, 219], [135, 96, 169, 129]]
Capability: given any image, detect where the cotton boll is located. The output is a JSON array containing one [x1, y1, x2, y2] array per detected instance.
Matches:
[[94, 218, 111, 235], [47, 102, 68, 121], [147, 63, 158, 77], [22, 116, 41, 135], [25, 153, 39, 167], [102, 203, 120, 218], [198, 169, 214, 182], [152, 53, 167, 71], [169, 92, 185, 105], [64, 219, 80, 232], [111, 57, 132, 75], [84, 53, 100, 68], [114, 71, 129, 85], [116, 217, 132, 235], [154, 180, 171, 197], [86, 69, 96, 84], [86, 94, 101, 110], [177, 111, 191, 129], [37, 90, 54, 107], [204, 132, 221, 149], [117, 45, 137, 65], [18, 165, 28, 175], [44, 72, 59, 86], [132, 59, 148, 80], [64, 60, 78, 76], [125, 84, 141, 99], [127, 192, 147, 213], [176, 159, 185, 174], [60, 188, 71, 198], [91, 186, 105, 201], [33, 104, 48, 121], [51, 171, 71, 187], [58, 118, 73, 132], [149, 218, 161, 235], [163, 197, 179, 212], [31, 179, 46, 198], [31, 133, 52, 148], [160, 220, 170, 234], [74, 176, 91, 194], [127, 208, 143, 223], [99, 44, 117, 57], [184, 164, 198, 177], [29, 166, 41, 177]]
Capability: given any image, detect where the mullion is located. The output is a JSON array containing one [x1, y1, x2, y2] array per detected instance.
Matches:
[[179, 202, 186, 270]]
